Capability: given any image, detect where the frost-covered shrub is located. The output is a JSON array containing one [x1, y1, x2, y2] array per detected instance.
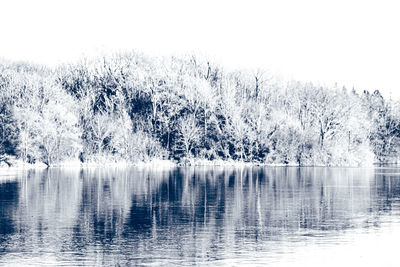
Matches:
[[123, 130, 168, 162]]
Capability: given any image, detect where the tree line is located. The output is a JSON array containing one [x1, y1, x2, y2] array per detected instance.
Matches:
[[0, 52, 399, 166]]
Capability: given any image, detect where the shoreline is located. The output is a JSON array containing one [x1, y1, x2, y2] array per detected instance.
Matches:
[[1, 157, 390, 174]]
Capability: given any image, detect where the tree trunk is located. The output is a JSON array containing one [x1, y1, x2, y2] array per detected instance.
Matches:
[[204, 110, 207, 136]]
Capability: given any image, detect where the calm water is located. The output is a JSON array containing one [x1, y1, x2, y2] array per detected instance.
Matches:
[[1, 167, 400, 266]]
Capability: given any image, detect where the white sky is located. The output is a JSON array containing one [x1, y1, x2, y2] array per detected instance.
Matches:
[[1, 0, 399, 98]]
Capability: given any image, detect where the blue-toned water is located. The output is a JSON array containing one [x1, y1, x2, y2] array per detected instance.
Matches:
[[1, 167, 400, 266]]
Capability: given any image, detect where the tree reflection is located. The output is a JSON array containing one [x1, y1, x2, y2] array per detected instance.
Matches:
[[0, 166, 399, 265]]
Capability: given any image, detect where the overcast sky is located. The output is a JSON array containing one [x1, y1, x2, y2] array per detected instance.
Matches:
[[1, 0, 399, 98]]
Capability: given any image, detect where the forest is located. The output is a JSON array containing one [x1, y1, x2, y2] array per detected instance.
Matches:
[[0, 51, 399, 167]]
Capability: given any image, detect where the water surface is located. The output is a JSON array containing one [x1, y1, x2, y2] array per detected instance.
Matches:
[[1, 167, 400, 266]]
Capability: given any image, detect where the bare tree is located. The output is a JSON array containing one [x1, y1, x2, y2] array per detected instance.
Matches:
[[88, 112, 115, 153], [178, 114, 201, 157]]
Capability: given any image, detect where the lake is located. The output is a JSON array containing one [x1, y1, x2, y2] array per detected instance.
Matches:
[[1, 167, 400, 266]]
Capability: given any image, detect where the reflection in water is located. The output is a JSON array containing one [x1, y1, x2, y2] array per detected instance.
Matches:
[[0, 167, 400, 266]]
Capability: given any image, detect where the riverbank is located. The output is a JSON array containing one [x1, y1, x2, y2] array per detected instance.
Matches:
[[0, 158, 176, 171], [0, 156, 381, 174]]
